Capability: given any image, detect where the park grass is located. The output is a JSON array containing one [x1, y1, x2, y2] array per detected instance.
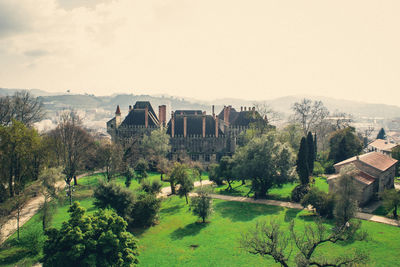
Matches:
[[214, 176, 329, 201], [137, 196, 400, 267]]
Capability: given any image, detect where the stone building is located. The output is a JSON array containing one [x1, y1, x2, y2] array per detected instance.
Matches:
[[327, 152, 398, 206], [367, 138, 399, 157], [107, 101, 266, 165]]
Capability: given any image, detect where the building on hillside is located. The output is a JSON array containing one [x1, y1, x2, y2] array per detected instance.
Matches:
[[327, 152, 398, 206], [107, 101, 267, 165], [367, 139, 399, 157]]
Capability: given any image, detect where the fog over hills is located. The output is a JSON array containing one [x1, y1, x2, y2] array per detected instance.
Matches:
[[1, 88, 400, 133]]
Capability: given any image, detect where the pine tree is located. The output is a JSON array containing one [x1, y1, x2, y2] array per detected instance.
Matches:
[[296, 137, 309, 185], [307, 132, 315, 176], [377, 128, 386, 140]]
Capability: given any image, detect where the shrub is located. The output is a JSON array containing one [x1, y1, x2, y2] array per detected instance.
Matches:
[[17, 224, 45, 255], [190, 187, 213, 223], [130, 192, 161, 227], [140, 179, 162, 195], [313, 161, 325, 176], [291, 184, 309, 203], [301, 187, 335, 218], [93, 181, 136, 219]]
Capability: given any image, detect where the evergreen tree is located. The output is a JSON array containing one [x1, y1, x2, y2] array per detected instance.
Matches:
[[306, 132, 315, 176], [296, 137, 309, 185], [377, 128, 386, 140]]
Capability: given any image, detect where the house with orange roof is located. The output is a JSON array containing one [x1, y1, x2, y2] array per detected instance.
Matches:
[[367, 139, 399, 157], [327, 152, 398, 206]]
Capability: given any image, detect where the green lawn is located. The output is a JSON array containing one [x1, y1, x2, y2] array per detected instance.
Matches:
[[214, 177, 329, 201]]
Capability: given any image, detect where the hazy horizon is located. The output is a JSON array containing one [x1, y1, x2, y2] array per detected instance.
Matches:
[[1, 0, 399, 106]]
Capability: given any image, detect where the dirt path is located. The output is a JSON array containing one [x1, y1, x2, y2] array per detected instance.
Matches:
[[158, 180, 213, 198], [0, 172, 100, 245]]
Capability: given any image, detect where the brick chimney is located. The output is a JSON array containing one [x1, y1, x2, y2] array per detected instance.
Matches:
[[145, 105, 149, 128], [215, 115, 219, 138], [129, 105, 132, 112], [159, 105, 166, 127], [252, 107, 256, 118], [223, 106, 231, 125], [202, 112, 206, 138], [171, 111, 175, 137], [241, 106, 243, 111], [183, 116, 187, 137], [244, 107, 247, 111], [212, 105, 215, 119]]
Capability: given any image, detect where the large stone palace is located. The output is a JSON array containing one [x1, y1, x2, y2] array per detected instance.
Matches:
[[107, 101, 267, 165]]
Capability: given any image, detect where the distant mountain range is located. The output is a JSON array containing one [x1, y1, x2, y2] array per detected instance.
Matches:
[[1, 88, 400, 123]]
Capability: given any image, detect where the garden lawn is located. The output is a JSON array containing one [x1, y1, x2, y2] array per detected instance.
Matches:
[[214, 176, 329, 201]]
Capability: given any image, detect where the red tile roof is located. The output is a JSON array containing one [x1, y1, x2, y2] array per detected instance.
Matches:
[[334, 152, 398, 172], [354, 171, 376, 185], [368, 139, 398, 152]]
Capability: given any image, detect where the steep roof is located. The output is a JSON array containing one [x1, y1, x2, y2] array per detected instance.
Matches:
[[368, 139, 398, 152], [166, 113, 223, 137], [218, 107, 265, 127], [327, 171, 376, 186], [334, 151, 398, 172], [121, 101, 159, 126]]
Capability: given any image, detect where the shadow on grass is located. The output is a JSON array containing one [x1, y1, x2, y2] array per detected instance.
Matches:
[[266, 194, 290, 202], [170, 221, 209, 240], [284, 209, 302, 222], [214, 201, 283, 222], [160, 204, 185, 216], [0, 247, 32, 266]]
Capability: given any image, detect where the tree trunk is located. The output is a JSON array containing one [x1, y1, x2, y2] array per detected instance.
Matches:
[[185, 194, 188, 204], [202, 216, 205, 223], [17, 206, 20, 240], [170, 182, 175, 194], [394, 205, 398, 220], [73, 175, 77, 185]]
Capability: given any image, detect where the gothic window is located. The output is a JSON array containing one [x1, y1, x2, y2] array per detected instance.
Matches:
[[204, 154, 210, 162]]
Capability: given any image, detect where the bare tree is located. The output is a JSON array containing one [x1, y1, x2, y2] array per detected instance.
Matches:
[[253, 102, 282, 124], [291, 99, 329, 136], [0, 91, 45, 126], [330, 111, 353, 130], [241, 218, 368, 267]]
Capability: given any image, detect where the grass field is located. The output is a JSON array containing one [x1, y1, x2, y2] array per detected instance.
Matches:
[[2, 173, 400, 266], [214, 176, 329, 201]]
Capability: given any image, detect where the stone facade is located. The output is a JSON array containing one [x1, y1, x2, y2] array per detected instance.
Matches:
[[328, 152, 397, 206], [107, 101, 267, 166]]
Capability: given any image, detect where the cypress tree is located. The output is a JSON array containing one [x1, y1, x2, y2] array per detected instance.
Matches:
[[307, 132, 315, 176], [296, 137, 309, 185], [377, 128, 386, 140]]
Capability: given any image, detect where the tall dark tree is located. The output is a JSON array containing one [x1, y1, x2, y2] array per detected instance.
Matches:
[[296, 137, 309, 185], [306, 132, 315, 176], [377, 128, 386, 140]]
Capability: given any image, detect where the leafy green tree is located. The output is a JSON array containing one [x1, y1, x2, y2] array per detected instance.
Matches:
[[140, 128, 171, 169], [380, 189, 400, 219], [328, 127, 362, 163], [94, 182, 136, 220], [135, 159, 149, 181], [277, 123, 303, 152], [43, 202, 139, 267], [99, 142, 123, 182], [307, 132, 315, 176], [39, 167, 62, 231], [218, 156, 236, 191], [377, 127, 386, 139], [233, 132, 295, 198], [296, 137, 310, 185], [176, 165, 194, 204], [168, 162, 187, 195], [241, 218, 368, 267], [333, 165, 358, 226], [208, 163, 224, 186], [301, 187, 335, 218], [391, 146, 400, 176], [123, 167, 135, 188], [190, 187, 213, 223]]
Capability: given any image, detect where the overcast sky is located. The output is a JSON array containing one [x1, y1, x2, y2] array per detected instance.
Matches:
[[0, 0, 399, 105]]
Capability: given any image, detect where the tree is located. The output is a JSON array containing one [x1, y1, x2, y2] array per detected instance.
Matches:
[[190, 187, 213, 223], [99, 142, 123, 182], [328, 127, 362, 164], [0, 91, 45, 126], [140, 179, 162, 195], [39, 167, 62, 230], [208, 163, 224, 186], [380, 189, 400, 219], [291, 98, 329, 136], [241, 218, 368, 267], [156, 157, 171, 181], [253, 101, 282, 124], [277, 123, 303, 152], [43, 202, 139, 267], [331, 111, 353, 130], [140, 128, 171, 169], [135, 159, 149, 181], [306, 132, 315, 176], [48, 111, 94, 204], [301, 187, 335, 218], [213, 156, 236, 190], [93, 181, 136, 220], [168, 162, 187, 195], [377, 127, 386, 139], [176, 165, 194, 204], [296, 137, 310, 185], [123, 167, 135, 188], [233, 132, 295, 198], [130, 192, 161, 227], [333, 165, 359, 226]]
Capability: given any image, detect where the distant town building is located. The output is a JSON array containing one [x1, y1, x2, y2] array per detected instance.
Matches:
[[367, 139, 399, 157], [327, 152, 397, 206], [107, 101, 267, 165]]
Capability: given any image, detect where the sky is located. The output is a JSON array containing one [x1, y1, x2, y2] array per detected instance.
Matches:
[[0, 0, 399, 105]]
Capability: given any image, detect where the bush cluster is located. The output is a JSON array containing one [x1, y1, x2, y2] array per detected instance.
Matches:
[[301, 187, 335, 218]]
